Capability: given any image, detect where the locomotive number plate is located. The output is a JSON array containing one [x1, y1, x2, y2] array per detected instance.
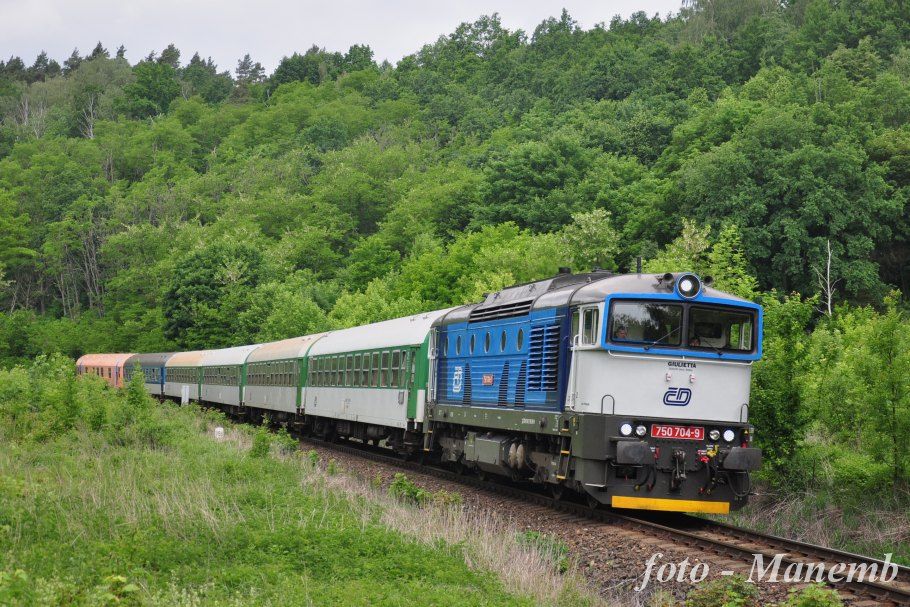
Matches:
[[651, 424, 704, 441]]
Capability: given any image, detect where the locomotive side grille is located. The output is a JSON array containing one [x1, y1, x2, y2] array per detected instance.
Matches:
[[498, 361, 510, 405], [468, 300, 533, 322], [528, 324, 560, 392], [462, 362, 472, 404], [515, 361, 526, 405]]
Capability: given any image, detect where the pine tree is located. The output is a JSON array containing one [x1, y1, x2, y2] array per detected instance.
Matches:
[[115, 45, 126, 59], [89, 42, 108, 60], [28, 51, 49, 82], [157, 43, 180, 68], [63, 48, 82, 75], [235, 53, 264, 83]]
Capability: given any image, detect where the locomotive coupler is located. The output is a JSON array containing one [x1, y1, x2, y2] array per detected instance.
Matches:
[[670, 449, 686, 490]]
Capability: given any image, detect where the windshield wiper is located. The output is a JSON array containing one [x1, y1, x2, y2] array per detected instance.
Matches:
[[691, 336, 724, 356], [643, 327, 680, 350]]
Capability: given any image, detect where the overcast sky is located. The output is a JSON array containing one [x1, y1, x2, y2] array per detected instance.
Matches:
[[1, 0, 682, 73]]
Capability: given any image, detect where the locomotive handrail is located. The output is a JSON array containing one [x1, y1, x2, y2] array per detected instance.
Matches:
[[606, 350, 754, 367]]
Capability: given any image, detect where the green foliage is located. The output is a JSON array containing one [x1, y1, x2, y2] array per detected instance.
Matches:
[[684, 575, 758, 607], [388, 472, 430, 506], [799, 293, 910, 493], [249, 425, 272, 458], [750, 291, 815, 481], [120, 61, 180, 118], [782, 584, 843, 607], [306, 449, 320, 466], [273, 426, 299, 455]]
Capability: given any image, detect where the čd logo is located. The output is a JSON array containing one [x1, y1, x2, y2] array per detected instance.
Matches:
[[663, 387, 692, 406]]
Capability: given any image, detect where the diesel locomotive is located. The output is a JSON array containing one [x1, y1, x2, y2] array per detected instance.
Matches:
[[78, 269, 763, 514]]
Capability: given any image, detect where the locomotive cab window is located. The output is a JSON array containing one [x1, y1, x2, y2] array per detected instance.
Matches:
[[609, 301, 683, 346], [687, 306, 755, 352], [581, 307, 600, 345]]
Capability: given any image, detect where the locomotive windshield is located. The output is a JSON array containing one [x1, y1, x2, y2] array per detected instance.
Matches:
[[687, 306, 754, 352], [610, 302, 683, 346], [608, 300, 756, 353]]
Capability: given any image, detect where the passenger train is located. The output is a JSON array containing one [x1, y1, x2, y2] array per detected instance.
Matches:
[[77, 269, 762, 514]]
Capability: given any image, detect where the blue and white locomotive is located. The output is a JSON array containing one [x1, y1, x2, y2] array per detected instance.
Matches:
[[426, 269, 762, 513]]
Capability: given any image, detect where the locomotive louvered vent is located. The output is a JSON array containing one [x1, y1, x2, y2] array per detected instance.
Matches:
[[528, 324, 560, 392], [498, 361, 510, 405], [468, 299, 534, 322], [462, 363, 472, 404], [515, 361, 527, 405]]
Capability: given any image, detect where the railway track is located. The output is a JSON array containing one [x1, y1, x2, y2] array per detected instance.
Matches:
[[300, 435, 910, 606]]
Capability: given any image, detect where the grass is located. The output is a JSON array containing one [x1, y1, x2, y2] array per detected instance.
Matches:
[[0, 356, 599, 606], [718, 484, 910, 566]]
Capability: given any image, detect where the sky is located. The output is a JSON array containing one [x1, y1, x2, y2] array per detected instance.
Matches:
[[0, 0, 682, 73]]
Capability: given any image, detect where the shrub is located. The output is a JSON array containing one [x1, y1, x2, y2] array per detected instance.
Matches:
[[431, 489, 463, 508], [249, 425, 272, 458], [685, 575, 758, 607], [306, 449, 320, 466], [371, 473, 384, 489], [388, 472, 429, 505], [783, 584, 843, 607], [273, 426, 298, 455]]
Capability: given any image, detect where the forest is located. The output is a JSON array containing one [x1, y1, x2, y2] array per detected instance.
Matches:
[[0, 0, 908, 529]]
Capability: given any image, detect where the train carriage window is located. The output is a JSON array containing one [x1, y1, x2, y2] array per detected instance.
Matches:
[[500, 331, 506, 352], [336, 356, 344, 386], [346, 355, 354, 387], [456, 336, 462, 355], [470, 334, 476, 354], [582, 308, 600, 345], [517, 329, 524, 351], [390, 350, 400, 387], [353, 354, 361, 387], [380, 351, 390, 387], [484, 332, 491, 353], [371, 352, 380, 387], [361, 353, 369, 386]]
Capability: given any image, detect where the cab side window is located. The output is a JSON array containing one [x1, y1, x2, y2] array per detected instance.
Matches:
[[581, 308, 600, 345]]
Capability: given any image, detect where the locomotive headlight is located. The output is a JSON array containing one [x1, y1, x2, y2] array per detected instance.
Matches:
[[620, 423, 633, 436], [676, 273, 701, 298], [723, 429, 736, 443], [709, 429, 720, 441], [635, 425, 647, 437]]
